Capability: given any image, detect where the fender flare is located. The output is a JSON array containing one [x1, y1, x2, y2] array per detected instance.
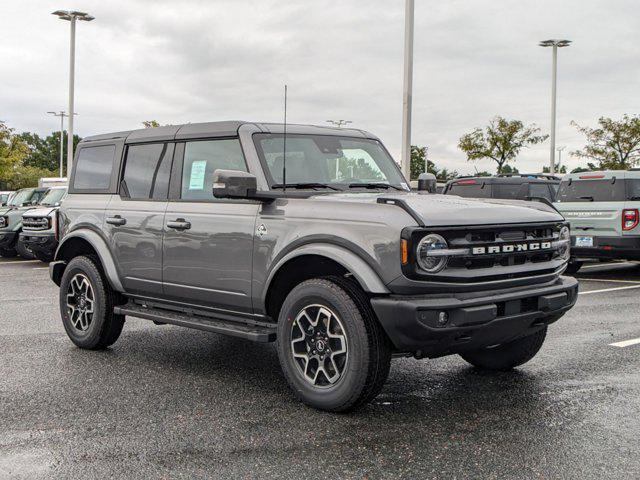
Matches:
[[55, 229, 124, 292], [262, 243, 389, 305]]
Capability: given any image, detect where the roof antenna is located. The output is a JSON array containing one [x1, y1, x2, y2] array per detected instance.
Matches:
[[282, 84, 288, 193]]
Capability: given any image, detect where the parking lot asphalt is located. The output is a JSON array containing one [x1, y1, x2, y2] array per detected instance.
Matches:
[[1, 259, 639, 479]]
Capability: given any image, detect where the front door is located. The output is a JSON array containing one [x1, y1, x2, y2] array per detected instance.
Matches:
[[104, 142, 174, 296], [162, 138, 258, 313]]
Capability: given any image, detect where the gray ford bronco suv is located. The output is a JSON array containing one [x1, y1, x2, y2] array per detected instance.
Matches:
[[50, 121, 578, 411]]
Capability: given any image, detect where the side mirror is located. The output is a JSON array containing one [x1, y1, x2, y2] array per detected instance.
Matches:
[[417, 173, 437, 193], [213, 169, 259, 199]]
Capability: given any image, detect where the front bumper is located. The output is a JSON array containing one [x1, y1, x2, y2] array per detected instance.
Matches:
[[571, 235, 640, 260], [370, 276, 578, 357], [19, 232, 57, 255], [0, 230, 18, 249]]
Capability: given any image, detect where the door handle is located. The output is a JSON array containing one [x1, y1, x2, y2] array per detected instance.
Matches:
[[167, 219, 191, 230], [106, 215, 126, 226]]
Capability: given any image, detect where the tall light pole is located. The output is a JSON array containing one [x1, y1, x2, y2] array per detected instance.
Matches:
[[401, 0, 415, 181], [326, 120, 353, 128], [539, 39, 571, 176], [557, 146, 566, 173], [52, 10, 94, 175], [47, 111, 68, 177]]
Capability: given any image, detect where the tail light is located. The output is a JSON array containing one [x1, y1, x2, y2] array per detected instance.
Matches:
[[622, 209, 639, 231]]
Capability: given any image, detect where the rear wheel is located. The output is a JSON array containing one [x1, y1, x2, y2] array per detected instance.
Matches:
[[276, 277, 391, 412], [460, 327, 547, 371], [59, 255, 125, 349], [0, 247, 17, 258]]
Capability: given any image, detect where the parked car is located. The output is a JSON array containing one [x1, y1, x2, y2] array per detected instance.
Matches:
[[0, 191, 15, 206], [49, 121, 577, 411], [19, 186, 68, 262], [554, 170, 640, 273], [443, 174, 560, 203], [0, 187, 49, 258]]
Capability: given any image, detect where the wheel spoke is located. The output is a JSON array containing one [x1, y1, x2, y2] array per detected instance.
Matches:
[[66, 273, 95, 332]]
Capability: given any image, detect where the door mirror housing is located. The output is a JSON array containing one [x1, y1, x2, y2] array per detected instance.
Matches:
[[212, 169, 259, 199], [417, 173, 437, 193]]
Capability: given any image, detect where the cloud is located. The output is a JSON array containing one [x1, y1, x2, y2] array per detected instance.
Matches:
[[1, 0, 638, 174]]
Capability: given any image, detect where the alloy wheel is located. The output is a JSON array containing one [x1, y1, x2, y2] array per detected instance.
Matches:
[[66, 273, 95, 332]]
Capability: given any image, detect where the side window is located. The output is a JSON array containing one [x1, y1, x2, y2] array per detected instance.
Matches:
[[121, 143, 173, 200], [529, 183, 553, 201], [74, 145, 116, 190], [181, 139, 247, 200]]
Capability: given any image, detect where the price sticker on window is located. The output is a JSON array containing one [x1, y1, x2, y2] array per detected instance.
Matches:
[[189, 160, 207, 190]]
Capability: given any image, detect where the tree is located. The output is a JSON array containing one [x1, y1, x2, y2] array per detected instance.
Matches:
[[143, 120, 161, 128], [570, 166, 591, 174], [500, 164, 520, 175], [0, 122, 29, 188], [458, 116, 548, 174], [409, 145, 458, 181], [572, 115, 640, 169], [19, 131, 81, 175], [542, 164, 567, 174]]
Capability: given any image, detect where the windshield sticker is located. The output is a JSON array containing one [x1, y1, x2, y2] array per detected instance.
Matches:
[[189, 161, 207, 190]]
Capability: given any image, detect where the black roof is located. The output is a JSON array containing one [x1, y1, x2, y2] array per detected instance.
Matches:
[[447, 174, 560, 185]]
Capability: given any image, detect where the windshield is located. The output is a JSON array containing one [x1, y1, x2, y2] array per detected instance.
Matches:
[[556, 178, 630, 202], [8, 189, 35, 207], [39, 188, 67, 206], [253, 134, 407, 190]]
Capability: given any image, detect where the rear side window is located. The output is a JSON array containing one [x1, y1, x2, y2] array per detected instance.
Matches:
[[556, 179, 625, 202], [181, 139, 247, 200], [446, 182, 491, 198], [74, 145, 116, 190], [121, 143, 173, 200]]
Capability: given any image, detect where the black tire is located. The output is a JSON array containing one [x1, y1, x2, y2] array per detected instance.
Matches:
[[564, 260, 583, 274], [0, 247, 17, 258], [34, 250, 54, 263], [16, 239, 35, 260], [276, 276, 391, 412], [59, 255, 125, 349], [460, 327, 547, 371]]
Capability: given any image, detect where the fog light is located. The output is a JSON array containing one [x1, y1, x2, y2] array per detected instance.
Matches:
[[437, 311, 449, 326]]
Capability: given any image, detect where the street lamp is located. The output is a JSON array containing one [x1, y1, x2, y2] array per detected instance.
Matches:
[[52, 10, 94, 175], [401, 0, 415, 180], [326, 120, 353, 128], [539, 39, 571, 176]]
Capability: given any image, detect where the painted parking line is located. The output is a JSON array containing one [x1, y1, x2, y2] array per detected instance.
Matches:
[[579, 284, 640, 295], [578, 278, 640, 284], [0, 260, 41, 265], [609, 338, 640, 348], [580, 262, 636, 270]]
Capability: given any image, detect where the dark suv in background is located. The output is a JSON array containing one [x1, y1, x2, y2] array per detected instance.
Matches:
[[443, 174, 560, 203], [49, 121, 577, 411], [0, 186, 49, 258]]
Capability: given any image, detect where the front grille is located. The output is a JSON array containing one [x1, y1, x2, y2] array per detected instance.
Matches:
[[406, 222, 565, 284], [23, 217, 49, 231]]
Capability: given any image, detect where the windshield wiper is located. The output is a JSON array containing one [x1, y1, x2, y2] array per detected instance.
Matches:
[[272, 183, 341, 191], [348, 183, 405, 191], [578, 195, 594, 201]]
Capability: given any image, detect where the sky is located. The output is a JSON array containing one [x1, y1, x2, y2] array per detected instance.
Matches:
[[1, 0, 638, 175]]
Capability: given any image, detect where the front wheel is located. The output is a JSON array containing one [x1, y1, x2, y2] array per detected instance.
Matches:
[[460, 327, 547, 371], [276, 277, 391, 412], [59, 255, 125, 349]]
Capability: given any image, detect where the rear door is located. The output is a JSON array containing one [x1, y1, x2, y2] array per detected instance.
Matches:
[[555, 174, 626, 241], [104, 142, 174, 296], [162, 138, 259, 313]]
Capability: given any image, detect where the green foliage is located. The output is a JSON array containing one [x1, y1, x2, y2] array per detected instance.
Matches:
[[570, 166, 591, 174], [542, 164, 567, 174], [0, 122, 56, 189], [143, 120, 161, 128], [458, 116, 548, 174], [6, 165, 55, 190], [500, 164, 520, 175], [337, 157, 383, 180], [18, 131, 81, 175], [572, 115, 640, 169], [410, 145, 458, 181]]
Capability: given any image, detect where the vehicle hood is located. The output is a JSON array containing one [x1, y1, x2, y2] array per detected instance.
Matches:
[[314, 192, 565, 226], [22, 207, 57, 218], [0, 205, 34, 217]]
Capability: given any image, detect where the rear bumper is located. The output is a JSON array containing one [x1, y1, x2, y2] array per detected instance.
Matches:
[[0, 231, 18, 249], [19, 232, 57, 255], [571, 235, 640, 260], [370, 276, 578, 356]]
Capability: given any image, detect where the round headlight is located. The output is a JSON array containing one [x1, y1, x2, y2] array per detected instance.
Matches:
[[558, 225, 570, 260], [416, 234, 449, 273]]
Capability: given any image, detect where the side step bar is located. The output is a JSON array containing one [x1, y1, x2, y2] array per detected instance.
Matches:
[[114, 303, 277, 343]]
